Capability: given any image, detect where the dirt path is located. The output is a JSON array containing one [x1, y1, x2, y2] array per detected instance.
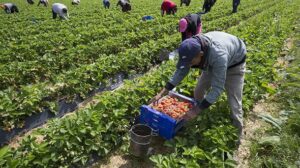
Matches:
[[235, 38, 294, 167], [234, 98, 282, 167], [92, 136, 172, 168]]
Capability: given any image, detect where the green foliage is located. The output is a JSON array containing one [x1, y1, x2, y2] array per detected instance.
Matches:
[[0, 0, 298, 167], [0, 0, 275, 130], [249, 11, 300, 167]]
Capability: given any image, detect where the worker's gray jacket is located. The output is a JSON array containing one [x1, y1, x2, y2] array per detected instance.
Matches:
[[168, 31, 247, 109]]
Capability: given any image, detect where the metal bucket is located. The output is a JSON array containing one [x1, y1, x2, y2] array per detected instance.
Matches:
[[129, 124, 156, 157]]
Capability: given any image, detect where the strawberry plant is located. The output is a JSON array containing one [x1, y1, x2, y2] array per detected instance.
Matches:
[[0, 0, 298, 167]]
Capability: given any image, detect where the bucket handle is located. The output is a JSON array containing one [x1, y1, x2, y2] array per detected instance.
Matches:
[[129, 124, 158, 137]]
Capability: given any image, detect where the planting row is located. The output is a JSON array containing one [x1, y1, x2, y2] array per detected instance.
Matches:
[[0, 0, 278, 131], [0, 0, 279, 132], [0, 0, 298, 167]]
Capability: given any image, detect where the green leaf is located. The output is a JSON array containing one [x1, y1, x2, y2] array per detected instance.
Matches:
[[258, 136, 280, 146], [0, 146, 10, 159], [257, 114, 282, 130]]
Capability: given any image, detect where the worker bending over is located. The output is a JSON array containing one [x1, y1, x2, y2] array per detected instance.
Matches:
[[72, 0, 80, 5], [180, 0, 191, 7], [0, 3, 19, 13], [52, 3, 69, 20], [202, 0, 216, 13], [179, 13, 202, 41], [38, 0, 49, 7], [161, 0, 177, 16], [103, 0, 110, 9], [151, 31, 247, 146], [117, 0, 131, 12]]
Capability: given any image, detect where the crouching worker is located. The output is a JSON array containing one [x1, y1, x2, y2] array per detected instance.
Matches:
[[161, 0, 177, 16], [117, 0, 131, 12], [180, 0, 191, 7], [52, 3, 69, 20], [38, 0, 49, 7], [72, 0, 80, 5], [103, 0, 110, 9], [179, 13, 202, 41], [202, 0, 216, 13], [150, 31, 247, 146], [0, 3, 19, 13]]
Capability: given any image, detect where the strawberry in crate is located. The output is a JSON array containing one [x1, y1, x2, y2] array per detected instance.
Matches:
[[151, 96, 193, 120]]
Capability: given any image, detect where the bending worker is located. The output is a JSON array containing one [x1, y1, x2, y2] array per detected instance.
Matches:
[[38, 0, 49, 7], [103, 0, 110, 9], [72, 0, 80, 5], [52, 3, 69, 20], [150, 31, 247, 145], [0, 3, 19, 13], [179, 13, 202, 41], [117, 0, 131, 12], [180, 0, 191, 6], [161, 0, 177, 16], [202, 0, 216, 13]]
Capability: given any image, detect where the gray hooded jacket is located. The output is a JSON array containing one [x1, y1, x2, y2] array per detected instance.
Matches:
[[166, 31, 247, 109]]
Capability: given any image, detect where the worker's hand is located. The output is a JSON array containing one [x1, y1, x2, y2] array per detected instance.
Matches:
[[183, 106, 201, 121], [149, 93, 163, 106], [149, 88, 169, 105]]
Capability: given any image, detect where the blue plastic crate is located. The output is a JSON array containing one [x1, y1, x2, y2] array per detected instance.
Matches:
[[139, 91, 194, 140]]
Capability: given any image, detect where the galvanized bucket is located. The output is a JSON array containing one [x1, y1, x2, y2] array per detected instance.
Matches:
[[129, 124, 157, 157]]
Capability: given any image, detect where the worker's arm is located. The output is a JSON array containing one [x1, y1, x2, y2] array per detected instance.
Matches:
[[166, 67, 190, 90], [149, 68, 190, 104], [198, 52, 228, 110]]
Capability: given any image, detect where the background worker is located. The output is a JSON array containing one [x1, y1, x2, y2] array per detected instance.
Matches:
[[180, 0, 191, 7], [150, 31, 247, 145], [232, 0, 240, 13], [161, 0, 177, 16], [52, 3, 69, 20], [0, 3, 19, 13], [117, 0, 131, 12], [202, 0, 216, 13], [179, 13, 202, 41], [103, 0, 110, 9], [38, 0, 49, 7], [72, 0, 80, 5]]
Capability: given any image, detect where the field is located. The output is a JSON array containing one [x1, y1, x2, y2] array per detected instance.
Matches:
[[0, 0, 299, 167]]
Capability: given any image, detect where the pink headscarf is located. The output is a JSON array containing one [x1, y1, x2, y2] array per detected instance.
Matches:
[[179, 18, 188, 32]]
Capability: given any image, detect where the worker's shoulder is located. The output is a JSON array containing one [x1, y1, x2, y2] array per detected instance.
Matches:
[[205, 31, 238, 41], [205, 31, 232, 36]]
